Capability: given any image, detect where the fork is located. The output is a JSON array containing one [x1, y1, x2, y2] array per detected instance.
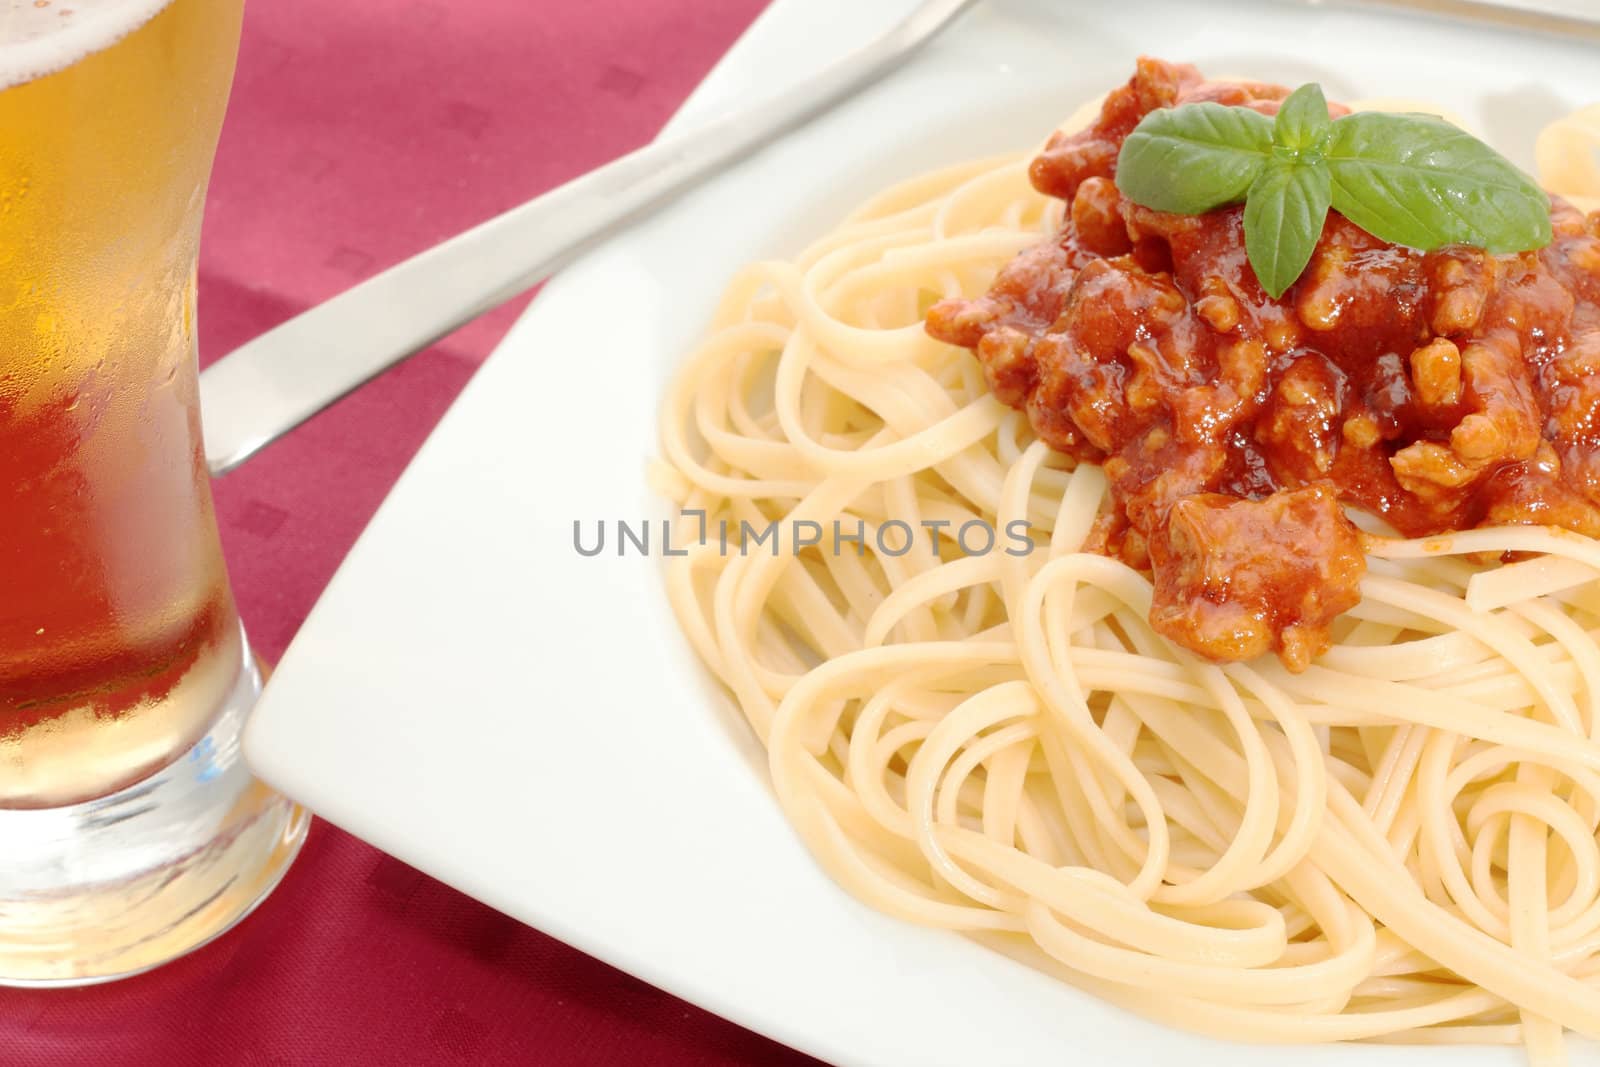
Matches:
[[199, 0, 979, 475]]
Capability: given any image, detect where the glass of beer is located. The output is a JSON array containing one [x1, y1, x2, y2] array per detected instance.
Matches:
[[0, 0, 308, 984]]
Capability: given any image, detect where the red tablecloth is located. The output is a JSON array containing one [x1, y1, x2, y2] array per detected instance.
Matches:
[[2, 2, 823, 1063]]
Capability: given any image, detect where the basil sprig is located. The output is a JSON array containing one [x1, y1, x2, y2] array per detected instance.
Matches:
[[1114, 83, 1553, 299]]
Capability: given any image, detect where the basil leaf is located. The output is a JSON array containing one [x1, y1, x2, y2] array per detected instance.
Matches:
[[1274, 83, 1332, 153], [1116, 102, 1274, 214], [1244, 161, 1332, 299], [1325, 111, 1553, 253]]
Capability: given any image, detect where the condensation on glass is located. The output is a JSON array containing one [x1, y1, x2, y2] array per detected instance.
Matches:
[[0, 0, 307, 985]]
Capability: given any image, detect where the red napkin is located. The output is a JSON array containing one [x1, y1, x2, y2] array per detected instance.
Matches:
[[2, 1, 820, 1062]]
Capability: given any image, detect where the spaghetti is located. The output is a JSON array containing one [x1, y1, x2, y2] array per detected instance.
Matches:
[[659, 70, 1600, 1063]]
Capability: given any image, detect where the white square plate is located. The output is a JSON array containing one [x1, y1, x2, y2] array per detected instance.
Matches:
[[243, 2, 1600, 1063]]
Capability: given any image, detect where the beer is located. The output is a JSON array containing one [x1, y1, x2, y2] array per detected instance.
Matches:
[[0, 0, 245, 808], [0, 0, 306, 986]]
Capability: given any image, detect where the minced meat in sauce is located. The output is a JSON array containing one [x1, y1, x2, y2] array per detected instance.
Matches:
[[926, 57, 1600, 671]]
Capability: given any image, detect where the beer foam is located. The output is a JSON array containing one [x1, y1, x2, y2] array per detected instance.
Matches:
[[0, 0, 172, 89]]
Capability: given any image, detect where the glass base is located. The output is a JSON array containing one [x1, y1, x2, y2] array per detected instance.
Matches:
[[0, 634, 309, 986]]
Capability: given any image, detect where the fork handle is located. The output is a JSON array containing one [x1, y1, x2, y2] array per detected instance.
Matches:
[[200, 0, 975, 475]]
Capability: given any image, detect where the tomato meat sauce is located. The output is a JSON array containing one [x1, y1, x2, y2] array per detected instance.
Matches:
[[928, 58, 1600, 671]]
